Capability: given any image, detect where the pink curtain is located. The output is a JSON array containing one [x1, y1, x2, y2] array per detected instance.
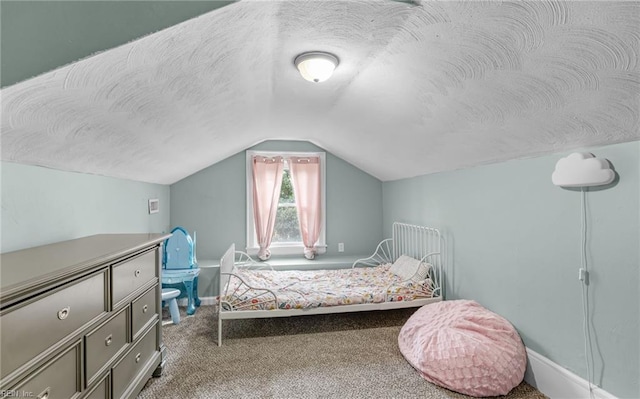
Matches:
[[252, 156, 284, 260], [289, 156, 322, 259]]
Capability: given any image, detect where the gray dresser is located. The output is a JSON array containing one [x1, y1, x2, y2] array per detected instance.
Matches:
[[0, 233, 171, 399]]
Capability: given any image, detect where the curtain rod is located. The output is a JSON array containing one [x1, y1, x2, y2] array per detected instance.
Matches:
[[253, 155, 320, 164], [253, 155, 283, 164]]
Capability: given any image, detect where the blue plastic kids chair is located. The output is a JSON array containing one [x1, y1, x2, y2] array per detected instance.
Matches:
[[162, 227, 201, 315]]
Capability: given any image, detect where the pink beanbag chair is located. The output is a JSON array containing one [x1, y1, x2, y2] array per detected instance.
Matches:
[[398, 300, 526, 397]]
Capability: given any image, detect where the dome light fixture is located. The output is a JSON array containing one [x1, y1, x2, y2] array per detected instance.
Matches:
[[294, 51, 339, 83]]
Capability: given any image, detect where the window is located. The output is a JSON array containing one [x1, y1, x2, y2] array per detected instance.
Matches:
[[246, 150, 326, 256], [273, 168, 302, 243]]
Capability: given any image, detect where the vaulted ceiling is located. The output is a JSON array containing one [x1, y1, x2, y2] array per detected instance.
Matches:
[[2, 0, 639, 184]]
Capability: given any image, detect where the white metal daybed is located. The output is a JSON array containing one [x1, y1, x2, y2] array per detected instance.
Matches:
[[217, 222, 442, 346]]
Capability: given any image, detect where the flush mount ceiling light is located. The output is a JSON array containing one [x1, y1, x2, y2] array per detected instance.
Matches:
[[294, 52, 339, 83]]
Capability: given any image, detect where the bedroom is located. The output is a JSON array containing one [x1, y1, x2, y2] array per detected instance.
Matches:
[[1, 1, 638, 398]]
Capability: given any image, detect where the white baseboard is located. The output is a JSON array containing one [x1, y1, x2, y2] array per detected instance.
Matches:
[[176, 296, 218, 306], [525, 348, 616, 399]]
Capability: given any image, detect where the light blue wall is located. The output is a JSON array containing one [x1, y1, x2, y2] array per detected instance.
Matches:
[[170, 140, 384, 296], [1, 162, 171, 253], [382, 141, 639, 398]]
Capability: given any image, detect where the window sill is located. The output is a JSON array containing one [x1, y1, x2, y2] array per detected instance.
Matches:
[[245, 244, 327, 257], [198, 254, 366, 271]]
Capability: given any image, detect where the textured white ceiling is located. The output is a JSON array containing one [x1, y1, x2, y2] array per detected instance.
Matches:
[[2, 0, 639, 184]]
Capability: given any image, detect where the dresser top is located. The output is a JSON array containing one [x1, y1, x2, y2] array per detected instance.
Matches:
[[0, 233, 170, 304]]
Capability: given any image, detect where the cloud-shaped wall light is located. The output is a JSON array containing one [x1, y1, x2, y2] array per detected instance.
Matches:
[[551, 152, 615, 187]]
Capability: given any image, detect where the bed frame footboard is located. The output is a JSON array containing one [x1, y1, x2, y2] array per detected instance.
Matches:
[[218, 244, 281, 346]]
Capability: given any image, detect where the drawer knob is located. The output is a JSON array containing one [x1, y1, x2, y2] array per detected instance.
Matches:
[[142, 304, 149, 313], [57, 307, 70, 320], [135, 353, 141, 363], [105, 334, 113, 346], [134, 269, 141, 277]]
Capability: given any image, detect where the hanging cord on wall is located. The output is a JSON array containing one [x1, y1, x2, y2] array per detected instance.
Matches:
[[581, 187, 595, 397]]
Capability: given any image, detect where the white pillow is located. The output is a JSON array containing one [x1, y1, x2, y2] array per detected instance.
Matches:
[[390, 255, 431, 282]]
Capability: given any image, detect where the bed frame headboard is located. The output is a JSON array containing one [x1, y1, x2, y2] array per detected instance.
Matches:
[[392, 222, 441, 262], [392, 222, 442, 296]]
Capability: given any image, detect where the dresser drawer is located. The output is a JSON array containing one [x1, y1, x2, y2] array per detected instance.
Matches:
[[12, 341, 81, 399], [85, 307, 129, 386], [111, 250, 157, 308], [82, 373, 109, 399], [111, 323, 158, 399], [131, 287, 158, 341], [1, 271, 107, 380]]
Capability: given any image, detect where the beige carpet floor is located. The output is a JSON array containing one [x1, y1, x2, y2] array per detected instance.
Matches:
[[138, 305, 547, 399]]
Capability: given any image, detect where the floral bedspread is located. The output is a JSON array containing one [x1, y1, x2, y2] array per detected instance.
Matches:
[[222, 264, 432, 311]]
